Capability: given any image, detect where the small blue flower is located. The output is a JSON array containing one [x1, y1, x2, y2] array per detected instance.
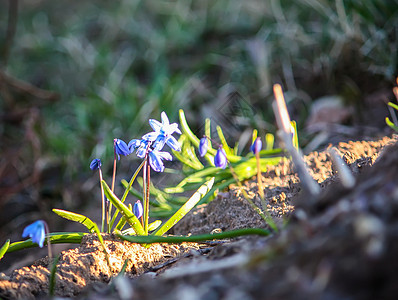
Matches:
[[128, 139, 142, 153], [114, 139, 131, 160], [214, 146, 227, 169], [90, 158, 102, 170], [129, 139, 151, 159], [199, 137, 208, 157], [251, 137, 262, 155], [148, 149, 172, 172], [142, 112, 181, 151], [133, 200, 143, 219], [22, 220, 46, 248]]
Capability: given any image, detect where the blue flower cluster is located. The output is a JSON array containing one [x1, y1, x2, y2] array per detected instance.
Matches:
[[91, 112, 181, 173]]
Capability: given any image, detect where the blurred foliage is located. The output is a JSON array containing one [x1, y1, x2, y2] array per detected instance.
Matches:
[[1, 0, 397, 177]]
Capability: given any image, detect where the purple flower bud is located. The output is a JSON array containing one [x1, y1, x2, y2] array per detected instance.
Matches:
[[114, 138, 131, 160], [22, 220, 46, 248], [90, 158, 102, 170], [199, 137, 208, 157], [133, 200, 143, 219], [251, 137, 262, 154], [214, 146, 227, 169]]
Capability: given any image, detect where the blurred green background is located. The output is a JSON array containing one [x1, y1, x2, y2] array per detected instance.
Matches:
[[0, 0, 397, 240]]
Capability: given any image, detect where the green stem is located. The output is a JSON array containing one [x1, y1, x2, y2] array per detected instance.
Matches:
[[43, 221, 52, 260], [255, 151, 265, 205], [118, 228, 270, 244], [99, 168, 105, 233], [145, 156, 150, 235], [7, 232, 86, 253]]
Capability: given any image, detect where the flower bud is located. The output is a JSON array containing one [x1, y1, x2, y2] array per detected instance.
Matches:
[[90, 158, 102, 170], [251, 137, 262, 154], [214, 146, 227, 169], [133, 200, 143, 219], [198, 137, 208, 157]]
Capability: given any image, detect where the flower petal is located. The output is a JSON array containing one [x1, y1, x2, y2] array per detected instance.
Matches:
[[251, 137, 262, 154], [128, 139, 141, 152], [168, 123, 181, 135], [115, 139, 130, 156], [157, 151, 173, 161], [90, 158, 101, 170], [161, 111, 169, 126], [149, 119, 162, 132], [166, 135, 181, 151], [142, 132, 158, 142], [22, 220, 46, 248], [199, 137, 208, 157], [149, 152, 165, 172], [133, 200, 143, 218], [136, 146, 147, 158], [214, 147, 227, 169]]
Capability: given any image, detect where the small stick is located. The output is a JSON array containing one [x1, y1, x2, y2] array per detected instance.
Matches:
[[272, 84, 320, 196], [328, 147, 355, 188]]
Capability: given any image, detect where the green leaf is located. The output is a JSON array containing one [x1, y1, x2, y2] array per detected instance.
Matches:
[[115, 203, 133, 231], [0, 239, 10, 261], [265, 133, 274, 150], [53, 209, 99, 233], [153, 177, 215, 236], [49, 255, 60, 296], [388, 102, 398, 111], [386, 117, 398, 132], [148, 220, 162, 231], [102, 180, 145, 235], [216, 125, 233, 156], [118, 228, 270, 244], [7, 232, 86, 253]]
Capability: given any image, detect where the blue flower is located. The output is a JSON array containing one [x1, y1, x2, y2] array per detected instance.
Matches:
[[251, 137, 262, 155], [199, 137, 208, 157], [142, 112, 181, 151], [128, 138, 151, 159], [22, 220, 46, 248], [90, 158, 102, 170], [114, 139, 131, 160], [133, 200, 143, 219], [148, 149, 172, 172], [214, 146, 227, 169]]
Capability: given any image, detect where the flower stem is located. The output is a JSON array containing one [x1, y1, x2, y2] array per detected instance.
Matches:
[[110, 141, 117, 233], [255, 151, 266, 207], [98, 168, 105, 233], [145, 157, 150, 235], [43, 221, 52, 260]]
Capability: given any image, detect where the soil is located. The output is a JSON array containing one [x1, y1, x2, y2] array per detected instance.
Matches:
[[0, 135, 397, 299]]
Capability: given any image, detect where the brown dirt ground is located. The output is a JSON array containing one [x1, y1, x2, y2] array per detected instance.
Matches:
[[0, 135, 397, 299]]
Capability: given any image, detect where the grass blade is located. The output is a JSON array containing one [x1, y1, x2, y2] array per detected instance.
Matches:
[[53, 209, 99, 233], [7, 232, 86, 253], [118, 228, 270, 244], [153, 177, 214, 236], [102, 180, 145, 235], [0, 239, 10, 261]]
